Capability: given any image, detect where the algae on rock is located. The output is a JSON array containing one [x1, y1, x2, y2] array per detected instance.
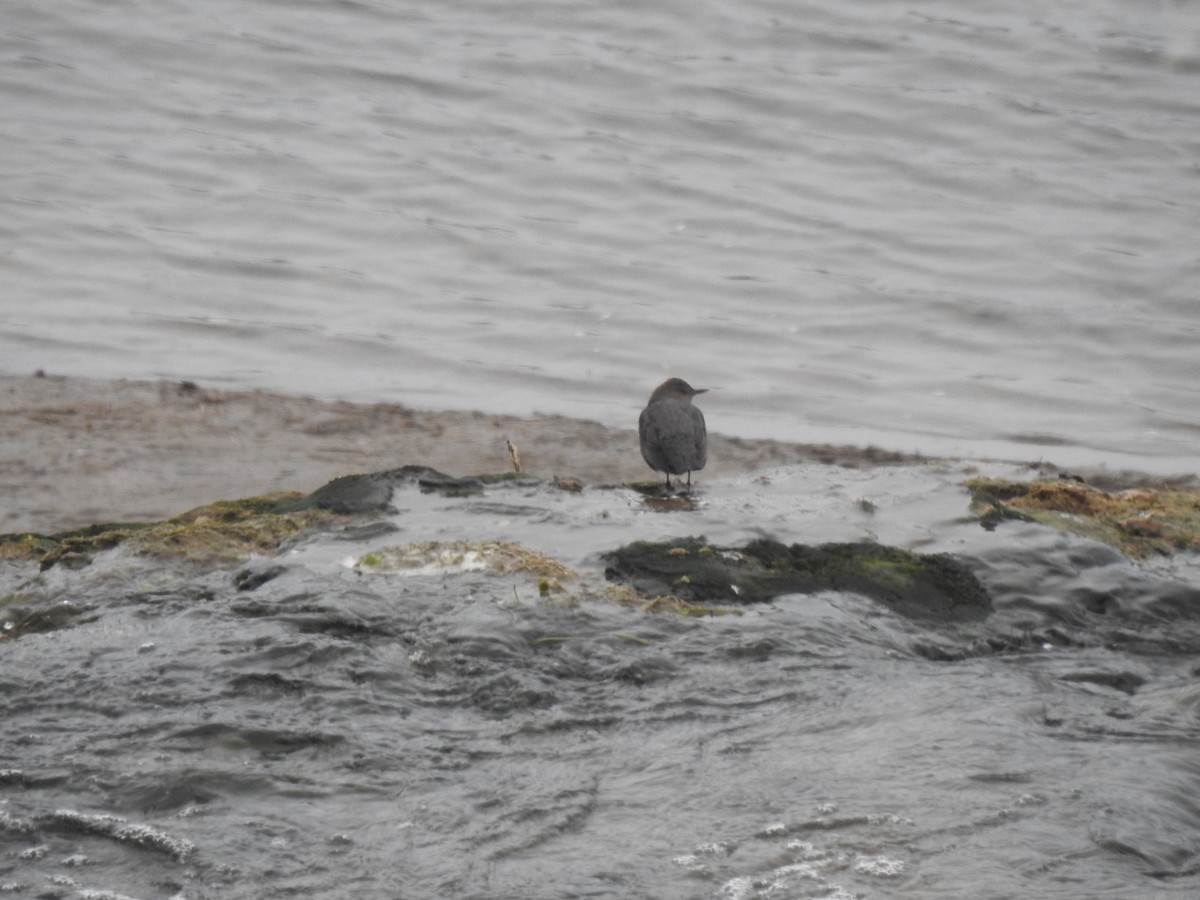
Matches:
[[0, 492, 343, 571], [966, 477, 1200, 558]]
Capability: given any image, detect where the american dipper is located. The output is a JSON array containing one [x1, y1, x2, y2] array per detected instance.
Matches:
[[638, 377, 708, 488]]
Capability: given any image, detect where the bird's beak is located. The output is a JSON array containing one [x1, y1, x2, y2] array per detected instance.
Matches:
[[694, 388, 709, 395]]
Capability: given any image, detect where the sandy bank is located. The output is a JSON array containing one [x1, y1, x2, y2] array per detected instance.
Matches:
[[2, 373, 920, 534]]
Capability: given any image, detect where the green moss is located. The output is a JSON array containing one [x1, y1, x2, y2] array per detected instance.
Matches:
[[169, 493, 305, 522], [856, 556, 924, 593], [0, 532, 61, 561]]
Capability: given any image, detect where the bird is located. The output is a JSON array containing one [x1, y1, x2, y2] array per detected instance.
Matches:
[[638, 377, 708, 489]]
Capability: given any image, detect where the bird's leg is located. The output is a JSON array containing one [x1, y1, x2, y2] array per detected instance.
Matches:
[[664, 473, 672, 489]]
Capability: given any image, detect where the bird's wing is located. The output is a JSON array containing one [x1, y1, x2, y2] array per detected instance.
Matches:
[[690, 407, 707, 469]]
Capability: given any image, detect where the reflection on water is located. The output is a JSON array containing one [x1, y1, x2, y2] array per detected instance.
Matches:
[[2, 465, 1199, 897], [0, 1, 1198, 472]]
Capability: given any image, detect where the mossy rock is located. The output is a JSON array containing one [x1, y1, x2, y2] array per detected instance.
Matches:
[[0, 492, 342, 570], [966, 477, 1200, 558], [603, 536, 991, 621], [0, 467, 533, 571]]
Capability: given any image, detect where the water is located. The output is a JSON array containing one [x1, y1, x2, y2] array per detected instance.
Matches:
[[3, 464, 1200, 897], [1, 0, 1198, 472]]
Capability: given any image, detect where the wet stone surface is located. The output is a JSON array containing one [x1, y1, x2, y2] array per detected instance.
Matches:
[[603, 536, 993, 620]]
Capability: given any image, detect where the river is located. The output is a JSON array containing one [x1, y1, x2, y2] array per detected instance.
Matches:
[[3, 462, 1200, 897]]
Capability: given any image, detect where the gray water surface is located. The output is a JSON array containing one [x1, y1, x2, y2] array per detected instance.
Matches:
[[3, 464, 1199, 898], [2, 0, 1198, 471]]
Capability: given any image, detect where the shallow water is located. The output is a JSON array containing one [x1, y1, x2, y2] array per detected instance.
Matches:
[[1, 0, 1198, 472], [3, 465, 1200, 898]]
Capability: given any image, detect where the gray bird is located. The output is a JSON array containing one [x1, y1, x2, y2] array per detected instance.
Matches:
[[638, 377, 708, 488]]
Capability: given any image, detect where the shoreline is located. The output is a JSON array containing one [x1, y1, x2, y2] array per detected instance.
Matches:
[[1, 373, 1192, 535]]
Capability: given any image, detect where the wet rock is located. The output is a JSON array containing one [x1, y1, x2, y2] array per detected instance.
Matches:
[[603, 536, 992, 621], [0, 600, 88, 642], [627, 483, 701, 511], [290, 465, 542, 511], [1059, 671, 1146, 695], [298, 472, 397, 513], [405, 467, 541, 496], [233, 563, 289, 592]]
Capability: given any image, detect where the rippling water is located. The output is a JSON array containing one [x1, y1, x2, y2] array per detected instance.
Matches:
[[3, 464, 1200, 897], [1, 0, 1197, 471]]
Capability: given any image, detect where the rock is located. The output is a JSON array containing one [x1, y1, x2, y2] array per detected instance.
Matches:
[[603, 536, 992, 621], [966, 476, 1200, 558]]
